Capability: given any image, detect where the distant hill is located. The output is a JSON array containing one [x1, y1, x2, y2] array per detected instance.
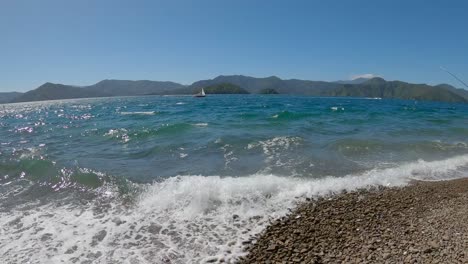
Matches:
[[13, 83, 107, 103], [334, 78, 371, 85], [4, 75, 468, 104], [89, 79, 185, 96], [259, 88, 279, 94], [0, 92, 23, 103], [190, 75, 468, 103], [434, 84, 468, 100], [190, 75, 341, 95], [191, 75, 285, 94], [11, 80, 186, 103], [330, 78, 467, 103], [195, 83, 249, 94]]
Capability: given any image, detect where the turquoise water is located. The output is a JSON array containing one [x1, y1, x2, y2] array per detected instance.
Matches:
[[1, 95, 467, 263]]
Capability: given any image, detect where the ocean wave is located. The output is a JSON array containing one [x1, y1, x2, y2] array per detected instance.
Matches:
[[102, 123, 197, 143], [331, 138, 468, 157], [120, 111, 156, 115], [157, 123, 194, 135], [270, 111, 313, 120], [247, 136, 302, 167], [104, 128, 130, 143], [2, 155, 466, 263], [237, 112, 261, 119], [331, 106, 345, 111], [193, 123, 208, 127], [0, 158, 125, 195]]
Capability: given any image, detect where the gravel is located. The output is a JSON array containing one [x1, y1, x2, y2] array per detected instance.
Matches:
[[239, 178, 468, 263]]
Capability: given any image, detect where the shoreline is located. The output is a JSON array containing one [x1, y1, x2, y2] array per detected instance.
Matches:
[[239, 178, 468, 263]]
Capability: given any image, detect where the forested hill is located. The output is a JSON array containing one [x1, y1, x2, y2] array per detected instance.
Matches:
[[3, 76, 468, 104], [190, 75, 468, 103]]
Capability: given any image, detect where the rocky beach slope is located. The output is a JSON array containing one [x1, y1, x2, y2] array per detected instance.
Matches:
[[240, 178, 468, 263]]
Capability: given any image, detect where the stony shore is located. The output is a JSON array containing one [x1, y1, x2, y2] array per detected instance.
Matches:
[[239, 178, 468, 263]]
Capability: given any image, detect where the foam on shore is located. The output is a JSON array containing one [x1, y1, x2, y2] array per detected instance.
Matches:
[[0, 154, 467, 263]]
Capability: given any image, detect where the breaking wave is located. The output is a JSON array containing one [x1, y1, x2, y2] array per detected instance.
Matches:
[[1, 154, 467, 263]]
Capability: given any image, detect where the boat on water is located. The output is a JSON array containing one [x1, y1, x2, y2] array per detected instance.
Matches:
[[194, 88, 206, 97]]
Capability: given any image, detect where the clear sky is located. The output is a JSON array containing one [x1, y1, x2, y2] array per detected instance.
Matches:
[[1, 0, 468, 92]]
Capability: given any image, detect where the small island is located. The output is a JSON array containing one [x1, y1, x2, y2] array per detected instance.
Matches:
[[195, 83, 249, 94], [259, 88, 279, 94]]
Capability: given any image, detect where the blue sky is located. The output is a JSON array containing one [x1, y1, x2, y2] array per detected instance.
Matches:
[[1, 0, 468, 92]]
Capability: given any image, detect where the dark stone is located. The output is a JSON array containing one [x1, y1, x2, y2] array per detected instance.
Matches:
[[148, 223, 162, 234], [91, 230, 107, 246]]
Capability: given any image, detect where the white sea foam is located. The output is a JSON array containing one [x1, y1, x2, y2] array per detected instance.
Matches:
[[0, 155, 467, 263], [331, 106, 345, 111], [120, 111, 156, 115], [104, 128, 130, 143], [248, 136, 301, 167], [193, 123, 208, 127], [221, 144, 238, 168]]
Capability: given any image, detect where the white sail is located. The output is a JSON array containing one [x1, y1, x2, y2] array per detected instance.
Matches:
[[194, 88, 206, 97]]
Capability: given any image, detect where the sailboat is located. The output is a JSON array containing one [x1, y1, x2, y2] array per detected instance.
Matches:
[[194, 88, 206, 97]]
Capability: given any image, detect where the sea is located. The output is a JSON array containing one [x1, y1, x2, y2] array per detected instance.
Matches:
[[0, 95, 467, 263]]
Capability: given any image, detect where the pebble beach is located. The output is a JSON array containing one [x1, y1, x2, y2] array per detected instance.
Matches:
[[240, 178, 468, 263]]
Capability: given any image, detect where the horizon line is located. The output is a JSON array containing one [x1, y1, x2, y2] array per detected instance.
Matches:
[[2, 74, 464, 93]]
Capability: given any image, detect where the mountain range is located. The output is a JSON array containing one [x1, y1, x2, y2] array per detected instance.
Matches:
[[1, 75, 467, 104], [334, 77, 371, 85], [0, 92, 23, 104]]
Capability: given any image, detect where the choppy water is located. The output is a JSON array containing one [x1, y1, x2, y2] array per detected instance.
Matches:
[[0, 95, 467, 263]]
